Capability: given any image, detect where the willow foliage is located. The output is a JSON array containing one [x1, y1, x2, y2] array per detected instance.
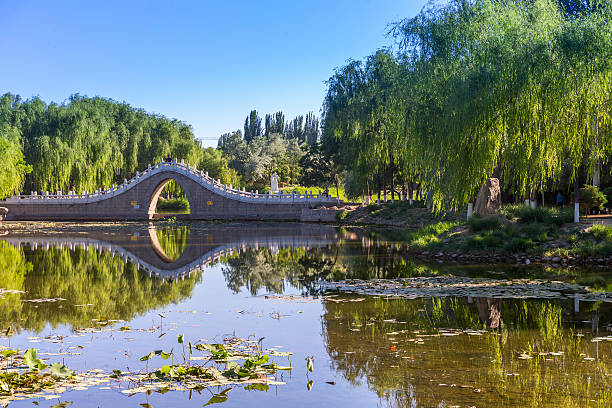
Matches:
[[323, 0, 612, 211], [0, 94, 239, 198]]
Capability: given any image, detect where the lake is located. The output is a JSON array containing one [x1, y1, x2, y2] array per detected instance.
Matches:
[[0, 222, 609, 407]]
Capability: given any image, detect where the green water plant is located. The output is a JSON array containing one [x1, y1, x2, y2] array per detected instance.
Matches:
[[0, 348, 72, 397]]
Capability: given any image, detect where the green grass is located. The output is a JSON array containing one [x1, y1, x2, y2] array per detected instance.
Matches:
[[156, 197, 189, 212], [589, 224, 612, 242], [464, 230, 504, 249], [403, 221, 460, 249], [281, 186, 348, 202], [468, 215, 502, 232], [501, 205, 573, 225], [335, 210, 349, 221]]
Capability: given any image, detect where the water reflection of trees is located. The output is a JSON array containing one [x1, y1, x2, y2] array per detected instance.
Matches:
[[218, 241, 451, 295], [155, 225, 190, 261], [221, 247, 337, 295], [322, 296, 611, 407], [0, 242, 201, 333]]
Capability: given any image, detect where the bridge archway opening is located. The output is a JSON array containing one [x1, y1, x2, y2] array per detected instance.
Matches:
[[148, 178, 192, 219], [149, 225, 191, 263]]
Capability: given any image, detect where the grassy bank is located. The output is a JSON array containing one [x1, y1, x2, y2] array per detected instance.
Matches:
[[156, 197, 190, 213], [338, 202, 612, 264]]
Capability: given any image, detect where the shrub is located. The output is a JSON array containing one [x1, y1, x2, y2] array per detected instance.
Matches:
[[577, 185, 608, 211], [468, 215, 502, 232], [502, 205, 572, 226], [156, 197, 189, 212], [335, 210, 348, 221], [504, 238, 536, 252], [567, 233, 579, 244], [464, 231, 503, 249], [604, 187, 612, 210], [501, 204, 524, 220], [590, 224, 612, 242], [576, 241, 612, 256]]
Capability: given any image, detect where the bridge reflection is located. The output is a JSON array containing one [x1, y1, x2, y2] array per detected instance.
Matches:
[[0, 223, 340, 281]]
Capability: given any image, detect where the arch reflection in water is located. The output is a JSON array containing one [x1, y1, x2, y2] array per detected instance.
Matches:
[[0, 223, 340, 331], [0, 240, 201, 333]]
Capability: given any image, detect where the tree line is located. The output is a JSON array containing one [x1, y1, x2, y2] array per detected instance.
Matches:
[[218, 109, 328, 189], [321, 0, 612, 210], [0, 94, 239, 198]]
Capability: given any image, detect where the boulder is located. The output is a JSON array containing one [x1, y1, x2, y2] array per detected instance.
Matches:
[[474, 178, 501, 217]]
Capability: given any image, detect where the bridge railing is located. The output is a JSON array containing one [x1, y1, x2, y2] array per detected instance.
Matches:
[[1, 159, 338, 205]]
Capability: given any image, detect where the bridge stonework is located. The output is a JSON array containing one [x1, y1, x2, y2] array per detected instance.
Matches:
[[1, 161, 337, 221]]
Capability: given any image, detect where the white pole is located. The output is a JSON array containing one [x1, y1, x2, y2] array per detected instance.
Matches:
[[574, 202, 580, 223], [467, 202, 473, 220]]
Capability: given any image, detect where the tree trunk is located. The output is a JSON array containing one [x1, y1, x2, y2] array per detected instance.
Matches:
[[593, 109, 600, 187], [377, 171, 381, 206], [390, 169, 395, 204], [383, 169, 387, 203], [409, 182, 413, 205]]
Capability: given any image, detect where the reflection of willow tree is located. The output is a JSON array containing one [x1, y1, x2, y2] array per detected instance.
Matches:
[[0, 244, 201, 333], [323, 296, 611, 407], [155, 226, 190, 261], [0, 242, 31, 328], [221, 247, 337, 295], [219, 243, 454, 295], [221, 231, 567, 296]]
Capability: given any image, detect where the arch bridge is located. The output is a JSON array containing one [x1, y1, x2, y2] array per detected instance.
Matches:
[[1, 160, 337, 221], [0, 223, 339, 281]]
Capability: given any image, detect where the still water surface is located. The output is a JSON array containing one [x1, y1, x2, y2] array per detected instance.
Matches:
[[0, 222, 610, 407]]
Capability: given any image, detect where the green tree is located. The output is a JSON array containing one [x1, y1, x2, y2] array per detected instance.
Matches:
[[243, 110, 262, 143]]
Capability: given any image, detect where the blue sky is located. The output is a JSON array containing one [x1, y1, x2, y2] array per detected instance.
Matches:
[[0, 0, 427, 146]]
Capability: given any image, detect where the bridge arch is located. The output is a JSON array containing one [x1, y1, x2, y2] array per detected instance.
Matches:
[[147, 176, 195, 219], [1, 160, 337, 221]]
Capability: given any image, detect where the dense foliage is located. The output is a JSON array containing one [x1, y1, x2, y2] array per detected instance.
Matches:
[[0, 94, 238, 197], [218, 109, 324, 188], [322, 0, 612, 208]]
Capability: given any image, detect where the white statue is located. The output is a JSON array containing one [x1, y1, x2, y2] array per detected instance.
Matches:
[[270, 172, 279, 193]]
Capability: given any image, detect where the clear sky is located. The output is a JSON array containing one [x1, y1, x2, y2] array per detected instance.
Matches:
[[0, 0, 427, 146]]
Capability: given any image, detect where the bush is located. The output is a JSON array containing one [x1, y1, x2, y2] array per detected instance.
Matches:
[[567, 233, 579, 244], [578, 185, 608, 212], [156, 197, 189, 212], [501, 205, 572, 226], [464, 231, 503, 249], [590, 224, 612, 242], [604, 187, 612, 210], [577, 241, 612, 256], [335, 210, 348, 221], [468, 215, 502, 232], [504, 238, 536, 252]]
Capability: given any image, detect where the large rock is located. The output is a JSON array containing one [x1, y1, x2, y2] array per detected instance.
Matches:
[[474, 178, 501, 216]]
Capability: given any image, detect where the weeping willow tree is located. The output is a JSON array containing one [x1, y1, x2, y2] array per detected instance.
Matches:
[[0, 244, 201, 333], [323, 0, 612, 213], [322, 51, 420, 200], [0, 94, 239, 198], [0, 125, 31, 198]]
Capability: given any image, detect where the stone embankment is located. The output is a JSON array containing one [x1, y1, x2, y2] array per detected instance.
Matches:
[[409, 249, 612, 268]]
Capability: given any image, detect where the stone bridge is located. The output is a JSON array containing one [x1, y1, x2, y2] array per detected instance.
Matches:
[[0, 160, 337, 221], [0, 223, 339, 280]]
